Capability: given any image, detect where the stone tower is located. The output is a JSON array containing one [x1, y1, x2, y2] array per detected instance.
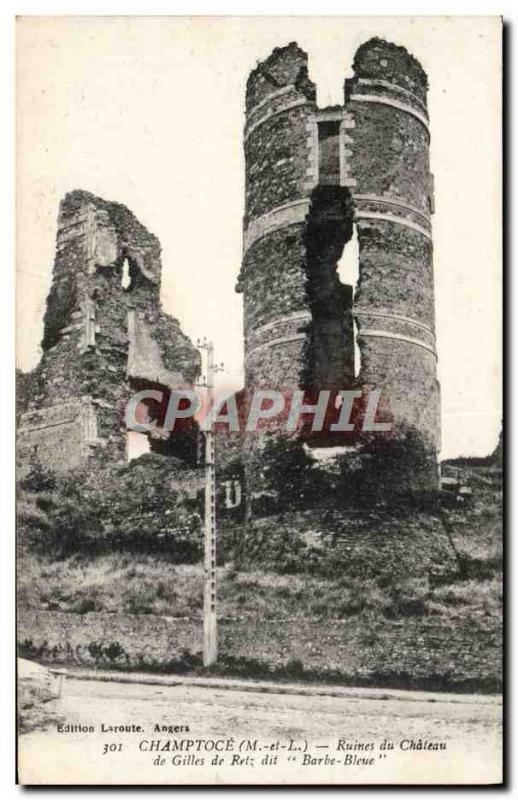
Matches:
[[238, 39, 440, 508], [18, 190, 200, 473]]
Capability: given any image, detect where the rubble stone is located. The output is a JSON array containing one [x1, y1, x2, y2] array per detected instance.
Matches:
[[17, 190, 201, 474]]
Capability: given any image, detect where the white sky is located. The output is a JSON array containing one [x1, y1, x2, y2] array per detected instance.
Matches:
[[16, 15, 502, 459]]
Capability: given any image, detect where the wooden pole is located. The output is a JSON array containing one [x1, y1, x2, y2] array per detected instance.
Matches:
[[203, 341, 217, 666]]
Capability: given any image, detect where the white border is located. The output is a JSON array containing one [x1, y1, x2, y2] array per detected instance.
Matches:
[[2, 3, 513, 798]]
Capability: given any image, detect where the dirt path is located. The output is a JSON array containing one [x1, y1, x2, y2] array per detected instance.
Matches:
[[18, 677, 502, 785]]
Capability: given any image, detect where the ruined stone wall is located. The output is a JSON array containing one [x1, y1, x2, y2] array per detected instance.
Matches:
[[18, 191, 200, 474]]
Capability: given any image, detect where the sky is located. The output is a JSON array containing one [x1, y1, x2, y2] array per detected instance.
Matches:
[[16, 15, 502, 459]]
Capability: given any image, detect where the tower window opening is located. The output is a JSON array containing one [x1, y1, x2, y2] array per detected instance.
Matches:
[[318, 120, 341, 185]]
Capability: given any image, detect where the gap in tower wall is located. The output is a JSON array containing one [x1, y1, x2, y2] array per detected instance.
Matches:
[[337, 224, 361, 378], [306, 51, 355, 107], [303, 186, 355, 391], [127, 430, 151, 461]]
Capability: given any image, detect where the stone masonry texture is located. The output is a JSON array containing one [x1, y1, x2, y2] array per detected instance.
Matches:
[[238, 39, 441, 511], [17, 190, 201, 474], [17, 39, 442, 557]]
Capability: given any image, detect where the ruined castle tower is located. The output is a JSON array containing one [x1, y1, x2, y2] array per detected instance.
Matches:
[[238, 39, 440, 506], [18, 191, 200, 473]]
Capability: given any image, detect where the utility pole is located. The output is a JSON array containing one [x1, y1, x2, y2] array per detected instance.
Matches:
[[197, 338, 223, 667]]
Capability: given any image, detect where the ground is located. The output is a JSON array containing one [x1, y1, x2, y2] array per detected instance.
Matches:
[[17, 460, 503, 692]]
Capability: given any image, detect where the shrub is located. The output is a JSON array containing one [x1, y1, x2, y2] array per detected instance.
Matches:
[[18, 457, 203, 561]]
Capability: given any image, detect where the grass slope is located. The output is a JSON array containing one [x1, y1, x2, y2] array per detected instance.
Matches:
[[17, 461, 502, 691]]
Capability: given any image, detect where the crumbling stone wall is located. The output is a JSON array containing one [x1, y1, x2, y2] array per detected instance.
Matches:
[[18, 191, 200, 474], [304, 185, 355, 391], [238, 39, 441, 509]]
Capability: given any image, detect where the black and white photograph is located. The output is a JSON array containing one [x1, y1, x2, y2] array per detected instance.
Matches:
[[13, 12, 503, 786]]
